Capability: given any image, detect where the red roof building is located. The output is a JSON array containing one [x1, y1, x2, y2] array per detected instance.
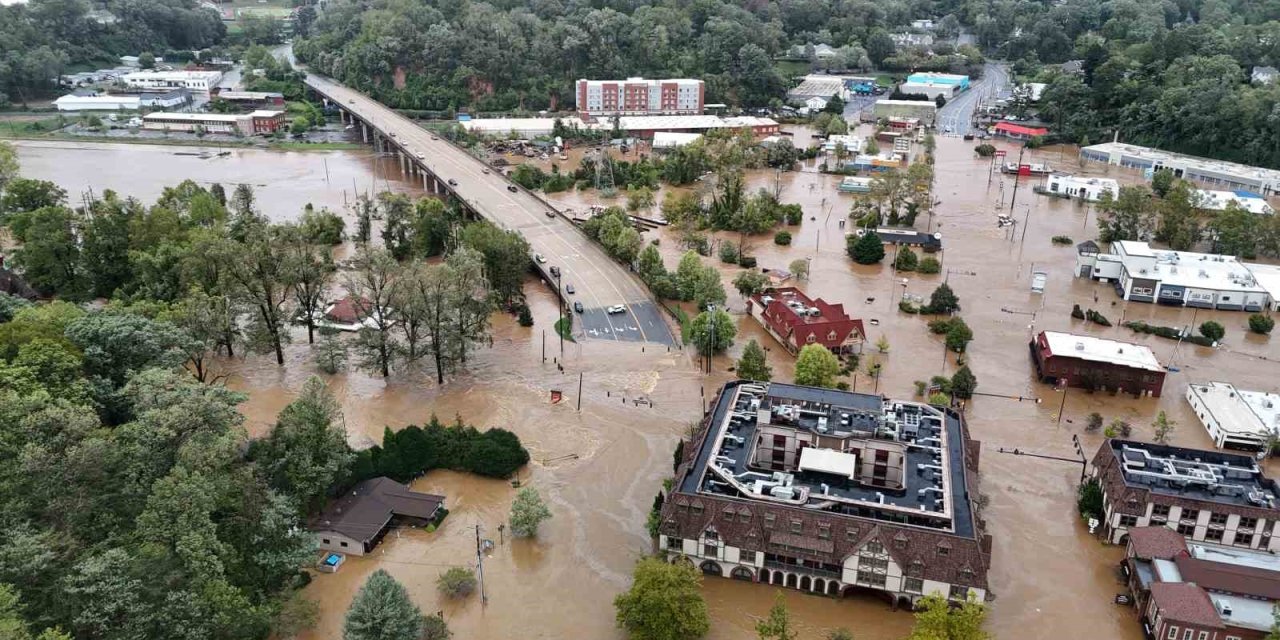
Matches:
[[993, 122, 1049, 140], [747, 287, 865, 356]]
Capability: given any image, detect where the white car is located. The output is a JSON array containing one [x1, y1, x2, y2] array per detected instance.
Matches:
[[534, 253, 547, 264], [607, 305, 626, 314]]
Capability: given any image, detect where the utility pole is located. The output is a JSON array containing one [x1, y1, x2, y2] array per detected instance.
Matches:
[[577, 371, 583, 411], [475, 524, 487, 604], [1008, 146, 1025, 214]]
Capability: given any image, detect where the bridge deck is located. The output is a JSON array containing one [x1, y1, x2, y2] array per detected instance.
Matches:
[[306, 74, 676, 346]]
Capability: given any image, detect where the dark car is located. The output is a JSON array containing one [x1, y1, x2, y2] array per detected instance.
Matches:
[[507, 185, 518, 193], [549, 266, 560, 277], [545, 210, 555, 218], [573, 301, 584, 313], [565, 284, 575, 294], [447, 178, 458, 186]]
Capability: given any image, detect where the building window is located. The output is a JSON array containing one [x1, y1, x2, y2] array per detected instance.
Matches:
[[1205, 528, 1224, 542], [667, 537, 682, 550], [1239, 517, 1258, 531], [904, 577, 923, 593], [1177, 524, 1195, 536], [1209, 513, 1228, 526], [861, 556, 889, 571], [1119, 515, 1139, 527], [1166, 627, 1177, 640], [340, 541, 348, 548], [857, 571, 887, 587], [1181, 509, 1199, 522], [817, 524, 831, 539], [738, 511, 751, 523], [894, 537, 907, 549], [846, 528, 859, 541], [723, 509, 734, 521], [703, 544, 718, 557], [790, 520, 803, 534], [322, 538, 330, 545], [740, 550, 756, 564], [865, 541, 884, 554], [1152, 504, 1170, 518], [764, 514, 776, 529], [1197, 632, 1208, 640], [937, 545, 950, 556], [948, 585, 968, 600], [1182, 630, 1192, 640]]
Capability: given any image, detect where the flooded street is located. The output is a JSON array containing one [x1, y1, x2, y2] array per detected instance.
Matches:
[[14, 132, 1280, 639]]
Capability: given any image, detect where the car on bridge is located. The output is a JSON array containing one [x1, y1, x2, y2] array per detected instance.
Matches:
[[507, 185, 518, 193], [534, 253, 546, 263], [607, 305, 626, 315], [573, 301, 584, 313], [565, 284, 575, 294], [447, 178, 458, 186]]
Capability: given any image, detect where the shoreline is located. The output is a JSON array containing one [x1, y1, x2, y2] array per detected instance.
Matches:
[[0, 132, 366, 152]]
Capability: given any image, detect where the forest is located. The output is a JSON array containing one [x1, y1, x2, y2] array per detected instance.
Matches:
[[0, 0, 226, 107]]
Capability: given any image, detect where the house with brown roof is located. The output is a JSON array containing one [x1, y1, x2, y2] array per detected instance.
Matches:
[[311, 477, 446, 556], [1088, 439, 1280, 549], [747, 287, 866, 356], [1124, 525, 1280, 639], [659, 381, 991, 609]]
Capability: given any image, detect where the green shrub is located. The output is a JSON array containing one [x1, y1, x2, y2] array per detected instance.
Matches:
[[718, 242, 739, 264], [1051, 236, 1073, 245], [1249, 314, 1275, 335], [927, 392, 952, 406], [974, 144, 996, 157], [774, 230, 792, 245], [1071, 304, 1085, 320], [893, 246, 919, 272], [917, 257, 941, 274], [898, 300, 919, 314], [1199, 321, 1225, 343]]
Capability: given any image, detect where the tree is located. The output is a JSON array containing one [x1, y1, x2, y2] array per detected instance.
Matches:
[[1249, 314, 1275, 335], [343, 570, 424, 640], [875, 335, 890, 353], [1199, 320, 1226, 343], [1152, 411, 1176, 445], [692, 265, 727, 311], [924, 283, 961, 315], [1151, 168, 1175, 197], [627, 186, 656, 213], [460, 223, 530, 304], [346, 249, 401, 377], [229, 226, 291, 365], [0, 141, 18, 194], [951, 366, 978, 399], [255, 376, 352, 513], [12, 206, 85, 298], [689, 309, 736, 355], [908, 593, 990, 640], [736, 339, 771, 381], [944, 317, 974, 353], [788, 259, 809, 281], [422, 615, 451, 640], [283, 228, 335, 344], [1077, 478, 1105, 520], [1086, 412, 1105, 432], [614, 558, 710, 640], [732, 270, 769, 298], [509, 487, 552, 538], [893, 246, 919, 271], [848, 231, 885, 265], [794, 344, 840, 388], [756, 593, 797, 640], [1, 178, 65, 215], [437, 567, 477, 598], [1097, 186, 1155, 243], [273, 592, 320, 640]]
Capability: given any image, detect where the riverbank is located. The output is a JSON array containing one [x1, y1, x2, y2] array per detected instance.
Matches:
[[0, 130, 365, 152]]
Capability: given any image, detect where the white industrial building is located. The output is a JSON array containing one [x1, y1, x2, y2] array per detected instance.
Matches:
[[1081, 141, 1280, 197], [54, 88, 190, 112], [897, 82, 956, 100], [651, 131, 702, 149], [822, 134, 864, 153], [458, 114, 778, 138], [1042, 174, 1118, 202], [1186, 382, 1280, 451], [1194, 189, 1275, 215], [786, 75, 850, 105], [1075, 240, 1272, 311], [122, 70, 224, 92]]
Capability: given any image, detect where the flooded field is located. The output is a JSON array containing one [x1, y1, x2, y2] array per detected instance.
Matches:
[[13, 132, 1280, 639]]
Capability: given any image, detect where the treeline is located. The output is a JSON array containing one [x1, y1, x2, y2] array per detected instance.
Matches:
[[294, 0, 968, 111], [1096, 175, 1280, 258], [0, 0, 226, 107], [997, 0, 1280, 167], [350, 417, 530, 483]]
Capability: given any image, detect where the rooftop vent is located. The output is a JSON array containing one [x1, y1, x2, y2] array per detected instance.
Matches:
[[1075, 342, 1085, 350]]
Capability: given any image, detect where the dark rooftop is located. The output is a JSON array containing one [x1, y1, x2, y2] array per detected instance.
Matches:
[[313, 477, 444, 543], [1105, 440, 1279, 509], [681, 381, 976, 538]]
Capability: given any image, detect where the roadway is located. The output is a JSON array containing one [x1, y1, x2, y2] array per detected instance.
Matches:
[[304, 74, 677, 347], [936, 62, 1009, 136]]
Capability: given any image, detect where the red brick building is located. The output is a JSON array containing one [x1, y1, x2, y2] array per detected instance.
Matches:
[[747, 287, 865, 356], [1030, 331, 1166, 397], [993, 122, 1049, 141]]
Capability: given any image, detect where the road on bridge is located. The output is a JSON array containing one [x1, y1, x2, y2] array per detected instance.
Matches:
[[306, 74, 677, 347], [937, 62, 1010, 136]]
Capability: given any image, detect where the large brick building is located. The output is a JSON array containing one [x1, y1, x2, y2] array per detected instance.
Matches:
[[747, 287, 865, 356], [575, 77, 704, 117], [659, 381, 992, 609], [1088, 439, 1280, 549], [1030, 330, 1166, 397]]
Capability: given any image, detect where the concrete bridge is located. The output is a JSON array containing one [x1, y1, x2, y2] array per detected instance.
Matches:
[[305, 74, 676, 346]]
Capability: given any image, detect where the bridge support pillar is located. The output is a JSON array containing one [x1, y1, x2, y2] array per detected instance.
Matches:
[[399, 152, 407, 175], [361, 122, 368, 144], [422, 172, 429, 191]]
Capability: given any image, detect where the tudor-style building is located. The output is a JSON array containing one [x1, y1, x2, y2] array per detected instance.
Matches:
[[658, 381, 992, 608], [747, 288, 866, 356]]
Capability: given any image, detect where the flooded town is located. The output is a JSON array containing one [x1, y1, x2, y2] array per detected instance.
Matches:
[[4, 2, 1280, 638]]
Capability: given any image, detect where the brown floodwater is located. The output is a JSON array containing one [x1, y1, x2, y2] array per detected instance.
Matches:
[[16, 132, 1280, 639]]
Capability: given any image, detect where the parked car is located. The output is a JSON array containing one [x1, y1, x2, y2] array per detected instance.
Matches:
[[430, 135, 439, 140], [549, 266, 561, 277], [507, 185, 518, 193], [447, 178, 458, 186], [573, 301, 584, 313], [565, 284, 575, 294], [545, 210, 555, 218], [534, 253, 546, 263], [482, 168, 490, 174], [607, 305, 626, 314]]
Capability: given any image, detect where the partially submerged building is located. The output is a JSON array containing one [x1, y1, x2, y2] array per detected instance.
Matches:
[[1030, 331, 1166, 397], [746, 288, 865, 356], [1186, 382, 1280, 451], [659, 381, 992, 607], [1080, 142, 1280, 197], [312, 477, 446, 556], [1074, 241, 1271, 311], [1088, 439, 1280, 548], [1042, 174, 1118, 202], [871, 100, 937, 126]]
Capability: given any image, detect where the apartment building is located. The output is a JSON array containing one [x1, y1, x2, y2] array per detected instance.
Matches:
[[1088, 439, 1280, 550], [575, 77, 704, 117], [1186, 382, 1280, 451], [659, 381, 992, 609]]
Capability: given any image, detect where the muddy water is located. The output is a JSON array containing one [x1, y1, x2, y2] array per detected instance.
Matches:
[[18, 133, 1280, 639]]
